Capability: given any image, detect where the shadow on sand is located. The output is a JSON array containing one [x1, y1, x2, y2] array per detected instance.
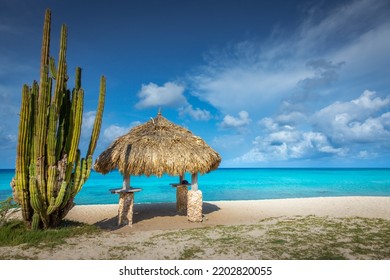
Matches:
[[94, 202, 221, 230]]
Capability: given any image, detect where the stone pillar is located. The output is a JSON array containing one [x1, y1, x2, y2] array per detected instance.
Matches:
[[176, 185, 188, 214], [118, 192, 134, 226], [187, 190, 203, 222]]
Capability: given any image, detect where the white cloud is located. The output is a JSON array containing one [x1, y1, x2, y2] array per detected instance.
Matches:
[[220, 110, 251, 129], [238, 121, 346, 163], [179, 105, 211, 121], [275, 112, 307, 125], [103, 122, 141, 143], [238, 130, 346, 163], [237, 89, 389, 164], [135, 82, 187, 109], [191, 58, 309, 116], [313, 90, 390, 143]]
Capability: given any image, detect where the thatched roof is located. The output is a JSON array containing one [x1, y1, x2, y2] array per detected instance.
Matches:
[[94, 113, 221, 177]]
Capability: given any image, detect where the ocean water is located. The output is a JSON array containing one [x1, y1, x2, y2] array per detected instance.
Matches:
[[1, 168, 389, 205]]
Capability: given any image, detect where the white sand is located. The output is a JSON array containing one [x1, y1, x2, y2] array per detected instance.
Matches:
[[65, 196, 390, 232]]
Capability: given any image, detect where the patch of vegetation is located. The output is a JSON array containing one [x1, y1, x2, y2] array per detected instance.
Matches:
[[179, 246, 204, 260], [0, 219, 101, 248], [108, 245, 138, 260]]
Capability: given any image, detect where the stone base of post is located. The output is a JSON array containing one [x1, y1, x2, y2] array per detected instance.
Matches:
[[176, 185, 188, 214], [118, 192, 134, 226], [187, 190, 203, 222]]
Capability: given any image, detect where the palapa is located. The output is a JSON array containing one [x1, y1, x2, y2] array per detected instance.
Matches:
[[94, 112, 221, 177], [93, 112, 221, 225]]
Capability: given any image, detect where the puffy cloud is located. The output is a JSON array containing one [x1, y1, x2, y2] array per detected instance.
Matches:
[[237, 90, 389, 164], [135, 82, 187, 109], [220, 111, 251, 130], [313, 90, 390, 143], [179, 105, 211, 121], [237, 121, 345, 163], [103, 122, 141, 143]]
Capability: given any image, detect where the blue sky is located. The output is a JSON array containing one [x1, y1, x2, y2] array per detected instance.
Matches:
[[1, 0, 390, 168]]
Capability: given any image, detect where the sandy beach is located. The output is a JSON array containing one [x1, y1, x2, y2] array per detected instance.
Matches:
[[66, 196, 390, 232], [2, 196, 390, 260]]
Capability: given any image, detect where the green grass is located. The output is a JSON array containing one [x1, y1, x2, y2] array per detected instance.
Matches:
[[0, 220, 101, 248], [179, 246, 205, 260]]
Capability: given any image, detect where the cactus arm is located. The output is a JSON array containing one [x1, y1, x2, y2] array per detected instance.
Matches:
[[87, 75, 106, 157], [35, 10, 52, 207], [31, 213, 40, 230], [46, 166, 57, 203], [72, 150, 82, 196], [68, 89, 83, 163], [47, 181, 67, 215], [47, 105, 57, 166], [75, 67, 81, 90], [39, 9, 50, 83], [52, 24, 67, 108], [49, 57, 57, 79], [15, 85, 32, 221]]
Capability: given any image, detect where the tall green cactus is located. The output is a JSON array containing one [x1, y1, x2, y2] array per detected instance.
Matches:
[[11, 9, 106, 229]]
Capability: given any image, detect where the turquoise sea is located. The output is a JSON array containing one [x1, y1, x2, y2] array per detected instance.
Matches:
[[1, 168, 389, 205]]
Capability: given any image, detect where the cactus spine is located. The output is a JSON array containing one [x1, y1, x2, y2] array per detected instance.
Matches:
[[11, 9, 106, 229]]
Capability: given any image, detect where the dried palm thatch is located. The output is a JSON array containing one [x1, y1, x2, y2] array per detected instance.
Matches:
[[94, 113, 221, 177]]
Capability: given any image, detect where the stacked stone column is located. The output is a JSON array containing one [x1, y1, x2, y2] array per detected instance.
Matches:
[[118, 192, 134, 226], [187, 189, 203, 222]]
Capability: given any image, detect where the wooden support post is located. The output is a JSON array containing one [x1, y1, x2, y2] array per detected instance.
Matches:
[[122, 174, 130, 190], [118, 192, 134, 226], [191, 173, 198, 191]]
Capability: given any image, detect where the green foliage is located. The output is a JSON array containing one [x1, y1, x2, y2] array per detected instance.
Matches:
[[0, 220, 100, 248], [0, 197, 16, 227], [179, 246, 204, 260], [11, 9, 106, 230]]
